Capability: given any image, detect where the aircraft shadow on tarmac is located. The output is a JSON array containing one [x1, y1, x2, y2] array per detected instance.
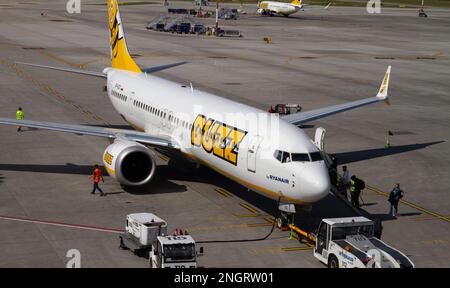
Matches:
[[164, 159, 356, 233], [0, 141, 439, 237], [0, 163, 187, 195], [334, 141, 445, 165]]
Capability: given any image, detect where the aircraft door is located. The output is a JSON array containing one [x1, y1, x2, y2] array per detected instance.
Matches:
[[247, 135, 263, 173], [166, 110, 173, 130], [314, 127, 333, 167], [314, 127, 326, 151], [161, 108, 168, 128], [315, 222, 329, 256]]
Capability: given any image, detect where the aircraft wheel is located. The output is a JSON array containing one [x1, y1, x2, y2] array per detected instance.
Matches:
[[276, 216, 286, 229]]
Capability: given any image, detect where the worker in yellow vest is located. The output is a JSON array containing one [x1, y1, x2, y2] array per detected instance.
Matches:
[[349, 175, 364, 208], [16, 107, 25, 132]]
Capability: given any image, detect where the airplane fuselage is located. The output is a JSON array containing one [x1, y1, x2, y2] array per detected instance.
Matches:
[[257, 1, 302, 16], [105, 68, 330, 205]]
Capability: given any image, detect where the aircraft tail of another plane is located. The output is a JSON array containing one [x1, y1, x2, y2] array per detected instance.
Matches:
[[107, 0, 142, 73]]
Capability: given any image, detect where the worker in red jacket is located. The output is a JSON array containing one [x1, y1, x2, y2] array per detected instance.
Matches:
[[90, 164, 105, 196]]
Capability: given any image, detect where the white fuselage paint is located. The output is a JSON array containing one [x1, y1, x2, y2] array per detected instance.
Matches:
[[105, 68, 330, 205], [257, 2, 302, 16]]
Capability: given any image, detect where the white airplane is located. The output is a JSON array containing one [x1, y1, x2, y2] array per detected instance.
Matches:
[[257, 0, 304, 17], [257, 0, 330, 17], [0, 0, 391, 216]]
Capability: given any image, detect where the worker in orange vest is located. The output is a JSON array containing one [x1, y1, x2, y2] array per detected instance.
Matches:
[[90, 164, 105, 196]]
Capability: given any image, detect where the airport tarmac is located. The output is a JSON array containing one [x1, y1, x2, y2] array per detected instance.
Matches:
[[0, 1, 449, 267]]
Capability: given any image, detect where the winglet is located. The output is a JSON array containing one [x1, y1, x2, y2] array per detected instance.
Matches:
[[377, 65, 391, 104]]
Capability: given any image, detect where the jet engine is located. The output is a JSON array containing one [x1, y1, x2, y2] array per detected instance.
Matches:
[[102, 139, 156, 186]]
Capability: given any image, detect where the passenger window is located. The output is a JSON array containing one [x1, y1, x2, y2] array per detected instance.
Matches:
[[291, 153, 310, 162]]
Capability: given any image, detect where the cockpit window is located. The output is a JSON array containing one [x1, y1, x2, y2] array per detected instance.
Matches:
[[310, 152, 323, 162], [274, 150, 291, 163], [282, 152, 291, 163], [273, 150, 283, 162], [291, 153, 310, 162]]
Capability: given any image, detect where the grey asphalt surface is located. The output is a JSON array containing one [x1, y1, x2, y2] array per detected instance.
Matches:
[[0, 1, 448, 267]]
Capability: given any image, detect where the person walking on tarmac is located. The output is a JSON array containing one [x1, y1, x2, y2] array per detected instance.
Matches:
[[388, 183, 403, 217], [90, 164, 105, 196], [16, 107, 25, 132], [349, 175, 365, 208]]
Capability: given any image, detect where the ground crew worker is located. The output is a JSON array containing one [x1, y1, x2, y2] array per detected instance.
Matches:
[[349, 175, 363, 208], [90, 164, 105, 196], [16, 107, 25, 132], [339, 166, 350, 199], [388, 183, 404, 217]]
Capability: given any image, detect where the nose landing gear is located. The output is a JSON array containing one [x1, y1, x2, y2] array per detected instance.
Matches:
[[276, 203, 296, 229]]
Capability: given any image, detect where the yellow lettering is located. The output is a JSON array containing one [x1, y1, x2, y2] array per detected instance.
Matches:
[[224, 129, 246, 165], [104, 152, 114, 165], [191, 114, 206, 147], [213, 124, 232, 159], [191, 114, 247, 166], [201, 119, 216, 153]]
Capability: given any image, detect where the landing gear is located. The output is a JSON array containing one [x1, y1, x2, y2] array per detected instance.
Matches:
[[276, 203, 296, 229]]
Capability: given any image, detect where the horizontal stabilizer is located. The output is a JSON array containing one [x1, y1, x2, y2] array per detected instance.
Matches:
[[16, 62, 106, 78], [141, 61, 189, 74]]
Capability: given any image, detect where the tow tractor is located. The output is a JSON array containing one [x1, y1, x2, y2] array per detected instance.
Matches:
[[286, 216, 414, 268], [119, 213, 203, 267], [150, 235, 202, 268]]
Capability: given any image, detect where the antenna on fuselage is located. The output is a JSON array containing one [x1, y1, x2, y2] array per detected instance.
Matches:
[[190, 82, 194, 93]]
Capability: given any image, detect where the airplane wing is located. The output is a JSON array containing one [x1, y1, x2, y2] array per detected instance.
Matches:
[[283, 66, 391, 126], [301, 2, 332, 10], [0, 118, 178, 149]]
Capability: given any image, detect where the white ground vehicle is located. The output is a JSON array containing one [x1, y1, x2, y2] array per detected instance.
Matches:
[[313, 217, 414, 268], [150, 235, 201, 268], [119, 213, 168, 258], [119, 213, 201, 267]]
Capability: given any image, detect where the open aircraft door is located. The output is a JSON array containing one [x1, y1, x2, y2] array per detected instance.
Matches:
[[247, 135, 263, 173], [314, 127, 333, 167]]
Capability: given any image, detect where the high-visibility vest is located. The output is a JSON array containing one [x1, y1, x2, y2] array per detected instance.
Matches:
[[16, 110, 25, 120], [349, 179, 356, 192]]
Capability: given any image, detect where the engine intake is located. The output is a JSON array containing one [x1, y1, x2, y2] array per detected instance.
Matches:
[[103, 139, 156, 186]]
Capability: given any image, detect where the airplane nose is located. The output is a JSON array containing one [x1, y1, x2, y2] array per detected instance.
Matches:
[[298, 163, 330, 203]]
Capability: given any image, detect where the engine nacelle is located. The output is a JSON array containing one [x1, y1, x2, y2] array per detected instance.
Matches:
[[102, 139, 156, 186]]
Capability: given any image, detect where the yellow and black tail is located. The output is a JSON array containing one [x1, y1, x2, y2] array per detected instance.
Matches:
[[291, 0, 303, 6], [108, 0, 141, 73]]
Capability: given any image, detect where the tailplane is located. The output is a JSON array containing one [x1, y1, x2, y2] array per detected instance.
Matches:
[[108, 0, 141, 73]]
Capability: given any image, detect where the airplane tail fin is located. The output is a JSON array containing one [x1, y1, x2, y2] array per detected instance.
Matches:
[[108, 0, 141, 73], [291, 0, 302, 6]]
